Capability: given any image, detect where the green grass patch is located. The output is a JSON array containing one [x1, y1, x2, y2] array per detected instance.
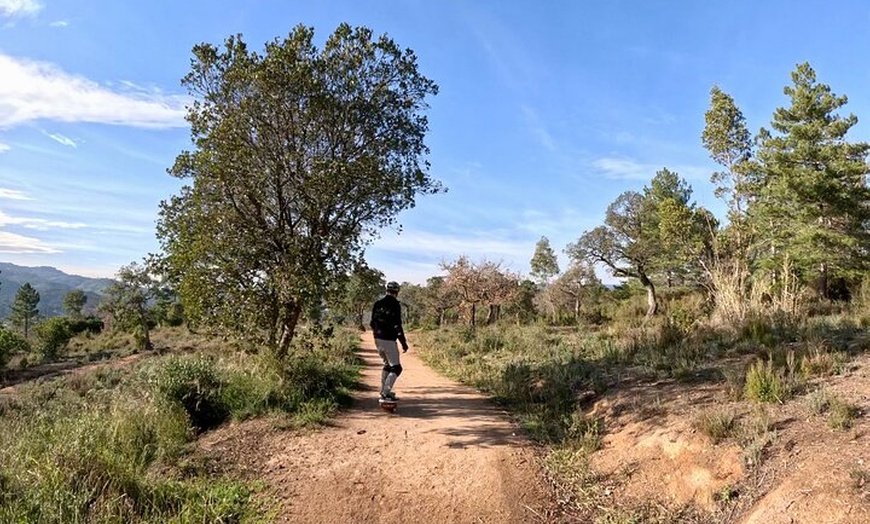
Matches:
[[0, 326, 361, 523]]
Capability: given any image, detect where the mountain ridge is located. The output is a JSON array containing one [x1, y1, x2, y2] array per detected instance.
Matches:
[[0, 262, 113, 318]]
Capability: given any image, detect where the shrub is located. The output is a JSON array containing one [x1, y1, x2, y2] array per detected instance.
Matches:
[[149, 355, 229, 432], [67, 316, 104, 336], [744, 359, 791, 403], [694, 407, 738, 444], [34, 317, 73, 361], [0, 327, 30, 368], [827, 398, 860, 430]]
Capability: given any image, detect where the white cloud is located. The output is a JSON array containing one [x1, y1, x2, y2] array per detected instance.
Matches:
[[0, 210, 86, 230], [0, 0, 42, 18], [0, 53, 189, 128], [0, 188, 31, 200], [0, 231, 59, 253], [44, 131, 76, 147], [592, 157, 649, 180], [373, 229, 530, 261], [592, 157, 709, 181], [49, 20, 67, 27], [0, 141, 9, 152]]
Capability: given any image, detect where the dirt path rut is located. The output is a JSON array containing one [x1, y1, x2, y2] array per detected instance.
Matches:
[[212, 335, 555, 523]]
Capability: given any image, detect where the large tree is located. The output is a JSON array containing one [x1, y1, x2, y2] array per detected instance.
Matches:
[[567, 169, 711, 317], [10, 283, 40, 338], [157, 24, 441, 358], [752, 63, 870, 295]]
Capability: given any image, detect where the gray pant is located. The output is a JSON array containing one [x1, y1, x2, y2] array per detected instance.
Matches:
[[375, 338, 401, 396]]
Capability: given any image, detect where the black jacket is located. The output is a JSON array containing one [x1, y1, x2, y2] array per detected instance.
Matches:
[[370, 294, 407, 346]]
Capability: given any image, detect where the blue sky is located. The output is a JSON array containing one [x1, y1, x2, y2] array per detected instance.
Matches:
[[3, 1, 870, 283]]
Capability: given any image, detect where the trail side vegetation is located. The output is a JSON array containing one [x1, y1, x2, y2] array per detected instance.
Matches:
[[397, 62, 870, 522]]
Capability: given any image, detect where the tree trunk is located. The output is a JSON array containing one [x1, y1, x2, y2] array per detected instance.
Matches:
[[470, 302, 477, 327], [639, 272, 658, 317], [819, 262, 829, 300], [276, 302, 304, 360]]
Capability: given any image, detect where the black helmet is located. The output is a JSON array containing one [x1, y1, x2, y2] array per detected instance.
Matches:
[[386, 281, 400, 293]]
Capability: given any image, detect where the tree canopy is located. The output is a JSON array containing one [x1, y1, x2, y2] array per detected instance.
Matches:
[[529, 236, 559, 285], [156, 24, 441, 357], [752, 63, 870, 290]]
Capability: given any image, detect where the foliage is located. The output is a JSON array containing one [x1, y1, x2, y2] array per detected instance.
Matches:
[[751, 63, 870, 294], [33, 317, 73, 361], [743, 359, 791, 403], [0, 326, 30, 368], [539, 262, 604, 324], [0, 325, 360, 522], [0, 365, 261, 523], [10, 282, 40, 338], [149, 355, 229, 432], [702, 85, 756, 233], [334, 262, 384, 329], [101, 261, 164, 351], [440, 257, 520, 327], [67, 315, 104, 336], [529, 236, 559, 285], [62, 289, 87, 318], [156, 24, 441, 359], [567, 169, 713, 317]]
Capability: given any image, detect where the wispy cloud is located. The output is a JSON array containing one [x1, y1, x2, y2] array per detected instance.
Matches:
[[0, 210, 86, 230], [0, 188, 32, 200], [49, 20, 67, 27], [43, 131, 76, 147], [0, 0, 42, 18], [374, 229, 530, 261], [592, 157, 709, 181], [0, 231, 59, 253], [0, 53, 190, 128], [0, 141, 9, 152], [521, 105, 557, 152]]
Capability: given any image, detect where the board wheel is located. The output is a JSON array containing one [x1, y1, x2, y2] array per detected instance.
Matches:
[[378, 399, 398, 412]]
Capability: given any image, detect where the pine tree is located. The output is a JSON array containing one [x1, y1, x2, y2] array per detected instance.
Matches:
[[10, 283, 40, 338], [752, 63, 870, 295]]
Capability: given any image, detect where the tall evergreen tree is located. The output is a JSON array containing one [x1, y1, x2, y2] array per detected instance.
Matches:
[[10, 283, 40, 338], [752, 63, 870, 295]]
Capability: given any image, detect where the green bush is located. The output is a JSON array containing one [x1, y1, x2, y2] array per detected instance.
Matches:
[[744, 359, 791, 403], [67, 315, 104, 336], [34, 317, 73, 361], [149, 355, 229, 432], [0, 326, 30, 368]]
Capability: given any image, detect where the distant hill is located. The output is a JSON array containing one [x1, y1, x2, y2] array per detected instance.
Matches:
[[0, 263, 114, 318]]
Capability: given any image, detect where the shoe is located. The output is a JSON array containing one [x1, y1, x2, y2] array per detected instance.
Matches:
[[381, 392, 399, 401]]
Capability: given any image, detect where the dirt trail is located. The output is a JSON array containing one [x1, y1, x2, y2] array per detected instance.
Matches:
[[202, 335, 556, 523]]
